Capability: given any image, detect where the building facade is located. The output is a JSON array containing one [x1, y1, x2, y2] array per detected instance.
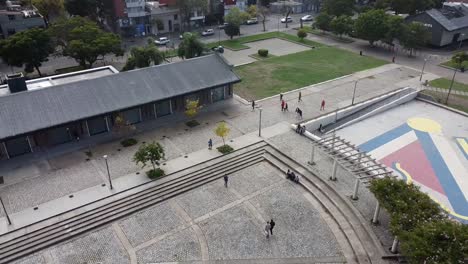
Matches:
[[0, 2, 46, 39], [0, 54, 240, 159], [147, 1, 181, 34]]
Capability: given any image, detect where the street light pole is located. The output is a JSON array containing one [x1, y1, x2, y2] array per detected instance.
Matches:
[[258, 108, 263, 137], [445, 68, 457, 105], [459, 34, 465, 49], [0, 196, 11, 225], [419, 58, 427, 82], [351, 80, 358, 105], [103, 155, 113, 190]]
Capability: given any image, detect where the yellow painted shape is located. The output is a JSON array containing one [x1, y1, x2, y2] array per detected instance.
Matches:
[[407, 118, 441, 134], [456, 138, 468, 155], [394, 162, 468, 221]]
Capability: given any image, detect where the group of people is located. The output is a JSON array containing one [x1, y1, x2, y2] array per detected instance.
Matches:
[[286, 169, 300, 183], [264, 219, 276, 238], [295, 124, 305, 135], [280, 99, 289, 112]]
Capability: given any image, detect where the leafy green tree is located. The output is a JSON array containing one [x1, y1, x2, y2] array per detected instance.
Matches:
[[32, 0, 64, 21], [258, 6, 270, 32], [225, 7, 249, 33], [376, 0, 439, 15], [215, 122, 230, 146], [451, 52, 468, 69], [177, 32, 204, 59], [133, 142, 165, 172], [48, 17, 123, 68], [330, 15, 353, 38], [113, 113, 136, 139], [224, 23, 240, 39], [314, 12, 332, 32], [383, 15, 404, 46], [177, 0, 208, 31], [400, 22, 431, 56], [246, 5, 257, 17], [297, 28, 307, 40], [354, 9, 388, 46], [0, 28, 54, 76], [185, 99, 200, 119], [123, 44, 164, 70], [322, 0, 354, 16], [400, 220, 468, 264]]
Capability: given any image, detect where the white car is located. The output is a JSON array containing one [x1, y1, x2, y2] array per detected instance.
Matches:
[[280, 17, 292, 23], [301, 15, 313, 21], [202, 29, 215, 36], [246, 18, 258, 25], [154, 37, 170, 45]]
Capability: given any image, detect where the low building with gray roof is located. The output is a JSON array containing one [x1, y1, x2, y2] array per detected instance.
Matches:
[[0, 54, 240, 158]]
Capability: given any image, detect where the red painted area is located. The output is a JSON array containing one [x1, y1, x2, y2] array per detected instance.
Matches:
[[379, 141, 446, 195], [113, 0, 126, 18]]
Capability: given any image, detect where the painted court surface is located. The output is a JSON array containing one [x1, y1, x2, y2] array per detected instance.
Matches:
[[336, 101, 468, 223]]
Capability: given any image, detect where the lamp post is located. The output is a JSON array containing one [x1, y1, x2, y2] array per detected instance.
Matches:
[[351, 80, 358, 105], [258, 108, 263, 137], [218, 21, 221, 46], [445, 68, 457, 105], [0, 196, 11, 225], [103, 155, 113, 190], [419, 58, 428, 82], [459, 33, 465, 49]]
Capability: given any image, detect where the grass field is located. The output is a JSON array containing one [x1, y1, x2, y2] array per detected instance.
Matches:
[[440, 60, 468, 70], [206, 31, 323, 50], [234, 46, 387, 100], [421, 90, 468, 113], [429, 78, 468, 92]]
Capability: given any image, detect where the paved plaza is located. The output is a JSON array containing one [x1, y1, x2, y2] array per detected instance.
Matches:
[[336, 100, 468, 223], [12, 162, 346, 264]]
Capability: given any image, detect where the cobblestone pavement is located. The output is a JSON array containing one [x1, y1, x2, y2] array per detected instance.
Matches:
[[0, 64, 424, 217], [12, 162, 345, 264]]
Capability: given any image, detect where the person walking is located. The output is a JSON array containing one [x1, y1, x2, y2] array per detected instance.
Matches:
[[281, 100, 285, 112], [284, 103, 288, 111], [264, 221, 271, 238], [208, 138, 213, 150], [223, 174, 229, 187], [280, 93, 283, 101], [252, 100, 255, 111], [320, 99, 325, 111], [298, 91, 302, 102], [269, 219, 276, 235]]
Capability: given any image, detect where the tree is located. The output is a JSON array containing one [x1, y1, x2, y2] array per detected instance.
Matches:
[[297, 28, 307, 41], [177, 32, 204, 59], [113, 113, 136, 138], [451, 52, 468, 69], [259, 0, 270, 7], [123, 44, 164, 70], [400, 22, 431, 56], [0, 28, 54, 76], [354, 9, 388, 46], [258, 6, 270, 32], [314, 12, 332, 32], [64, 0, 97, 19], [376, 0, 439, 15], [246, 5, 257, 18], [133, 142, 165, 172], [215, 122, 230, 146], [322, 0, 355, 16], [383, 15, 404, 46], [224, 23, 240, 39], [185, 99, 200, 119], [48, 17, 123, 68], [177, 0, 208, 31], [399, 220, 468, 264], [225, 7, 249, 34], [32, 0, 64, 22], [330, 15, 353, 38]]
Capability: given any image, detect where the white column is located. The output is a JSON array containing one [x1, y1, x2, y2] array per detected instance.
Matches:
[[169, 100, 173, 114], [85, 120, 91, 136], [104, 116, 110, 132], [138, 108, 143, 122], [26, 136, 33, 153], [372, 201, 381, 224], [352, 179, 360, 200], [153, 103, 158, 118], [2, 142, 10, 159], [390, 236, 399, 253], [330, 159, 338, 181]]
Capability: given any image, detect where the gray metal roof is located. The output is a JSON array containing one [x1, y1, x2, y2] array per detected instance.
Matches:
[[426, 8, 468, 31], [0, 54, 240, 139]]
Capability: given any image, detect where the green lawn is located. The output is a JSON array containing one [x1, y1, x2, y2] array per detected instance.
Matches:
[[299, 26, 354, 43], [234, 47, 387, 100], [440, 60, 468, 70], [429, 78, 468, 92], [206, 31, 323, 50], [421, 90, 468, 113], [249, 53, 277, 60]]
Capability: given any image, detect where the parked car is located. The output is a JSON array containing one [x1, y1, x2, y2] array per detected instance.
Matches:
[[246, 18, 258, 25], [155, 37, 170, 45], [201, 29, 215, 36], [218, 23, 228, 29], [280, 17, 292, 23], [211, 45, 224, 53], [301, 15, 313, 21]]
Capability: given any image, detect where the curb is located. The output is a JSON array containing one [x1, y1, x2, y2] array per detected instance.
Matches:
[[416, 96, 468, 117]]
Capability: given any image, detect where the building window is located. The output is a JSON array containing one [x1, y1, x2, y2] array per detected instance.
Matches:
[[7, 29, 16, 36], [174, 14, 178, 20], [8, 15, 15, 20]]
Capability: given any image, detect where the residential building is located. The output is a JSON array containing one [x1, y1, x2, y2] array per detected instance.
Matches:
[[146, 1, 181, 34], [0, 54, 240, 159], [115, 0, 150, 36], [270, 0, 304, 14], [0, 1, 46, 39], [406, 3, 468, 47]]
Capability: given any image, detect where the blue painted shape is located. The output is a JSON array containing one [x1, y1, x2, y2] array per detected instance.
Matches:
[[415, 131, 468, 216], [359, 124, 412, 152]]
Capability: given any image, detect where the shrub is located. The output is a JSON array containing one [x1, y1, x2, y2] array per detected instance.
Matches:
[[186, 120, 200, 127], [146, 168, 165, 179], [297, 29, 308, 40], [258, 49, 268, 57], [121, 138, 138, 147], [217, 144, 234, 154]]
